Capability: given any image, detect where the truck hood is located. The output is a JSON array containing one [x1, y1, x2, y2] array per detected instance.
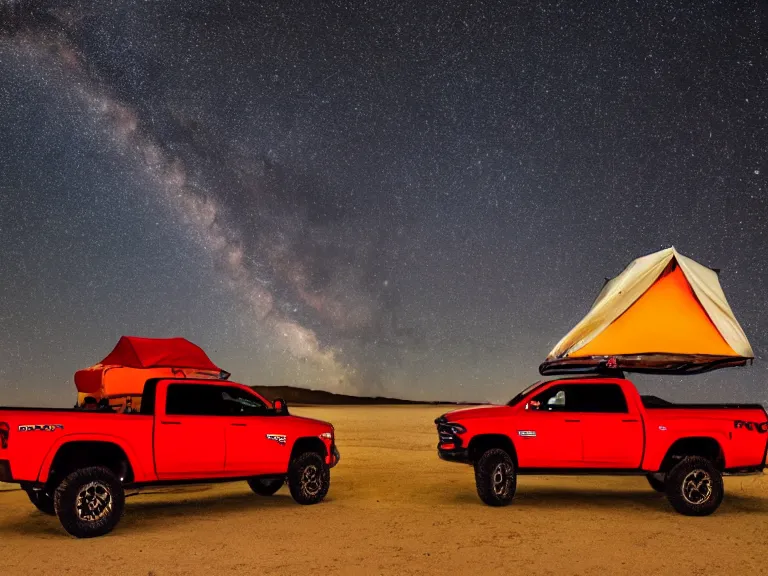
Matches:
[[286, 414, 334, 432], [440, 404, 513, 421]]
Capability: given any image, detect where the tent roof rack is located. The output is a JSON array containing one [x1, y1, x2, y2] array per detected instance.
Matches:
[[539, 355, 752, 377]]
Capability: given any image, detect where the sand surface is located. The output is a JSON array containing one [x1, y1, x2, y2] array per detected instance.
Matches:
[[1, 405, 767, 575]]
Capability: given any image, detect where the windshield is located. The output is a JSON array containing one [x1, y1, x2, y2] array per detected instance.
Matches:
[[506, 380, 547, 407]]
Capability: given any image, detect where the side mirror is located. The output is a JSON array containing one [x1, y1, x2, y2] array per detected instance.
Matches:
[[273, 398, 289, 415]]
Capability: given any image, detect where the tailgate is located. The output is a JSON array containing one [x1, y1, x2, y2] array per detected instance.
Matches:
[[732, 407, 768, 469], [0, 408, 81, 482], [0, 410, 70, 482]]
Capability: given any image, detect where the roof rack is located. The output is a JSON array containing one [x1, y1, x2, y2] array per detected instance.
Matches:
[[538, 369, 627, 379], [539, 355, 751, 377]]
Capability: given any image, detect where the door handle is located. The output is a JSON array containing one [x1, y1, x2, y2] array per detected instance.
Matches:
[[230, 423, 247, 427], [161, 421, 181, 425], [622, 419, 639, 422], [565, 419, 580, 423]]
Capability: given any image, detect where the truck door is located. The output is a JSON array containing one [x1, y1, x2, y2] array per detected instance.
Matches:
[[154, 382, 227, 478], [576, 383, 644, 468], [217, 386, 286, 475], [515, 384, 584, 467]]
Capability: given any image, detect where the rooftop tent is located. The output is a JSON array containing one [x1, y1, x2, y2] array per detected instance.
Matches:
[[74, 336, 230, 401], [539, 247, 754, 376], [98, 336, 223, 371]]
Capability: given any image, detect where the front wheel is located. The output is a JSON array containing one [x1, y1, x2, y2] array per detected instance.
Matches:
[[474, 448, 517, 506], [664, 456, 724, 516], [26, 489, 56, 515], [287, 452, 330, 505], [53, 466, 125, 538], [247, 477, 284, 496]]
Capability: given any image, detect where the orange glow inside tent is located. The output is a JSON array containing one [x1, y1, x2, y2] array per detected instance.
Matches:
[[572, 264, 738, 358], [75, 366, 213, 397], [73, 336, 227, 405]]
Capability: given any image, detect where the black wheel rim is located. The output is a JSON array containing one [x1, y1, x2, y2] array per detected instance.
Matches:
[[75, 481, 113, 522], [299, 464, 323, 498], [681, 469, 712, 505], [492, 462, 513, 497]]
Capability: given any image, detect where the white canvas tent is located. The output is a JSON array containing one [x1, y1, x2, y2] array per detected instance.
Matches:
[[540, 247, 753, 376]]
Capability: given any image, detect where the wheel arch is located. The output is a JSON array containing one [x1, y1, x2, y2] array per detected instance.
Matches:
[[290, 436, 327, 461], [39, 438, 136, 489], [658, 436, 725, 472], [467, 434, 518, 467]]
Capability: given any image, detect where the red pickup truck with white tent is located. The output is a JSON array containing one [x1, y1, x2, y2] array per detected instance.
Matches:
[[435, 247, 768, 515]]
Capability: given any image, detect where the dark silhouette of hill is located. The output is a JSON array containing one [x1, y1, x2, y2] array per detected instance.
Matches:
[[250, 385, 481, 406]]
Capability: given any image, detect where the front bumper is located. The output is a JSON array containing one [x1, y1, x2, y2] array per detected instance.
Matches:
[[329, 444, 341, 468], [435, 416, 471, 464], [437, 446, 471, 464]]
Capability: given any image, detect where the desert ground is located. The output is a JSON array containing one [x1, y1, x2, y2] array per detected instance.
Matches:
[[1, 405, 767, 576]]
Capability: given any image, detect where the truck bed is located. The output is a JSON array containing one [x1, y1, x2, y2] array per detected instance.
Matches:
[[0, 408, 154, 484], [640, 396, 767, 411]]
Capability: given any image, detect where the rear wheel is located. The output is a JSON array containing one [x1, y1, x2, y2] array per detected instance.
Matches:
[[288, 452, 330, 505], [54, 466, 125, 538], [26, 489, 56, 515], [664, 456, 723, 516], [646, 473, 666, 493], [247, 477, 284, 496], [474, 448, 517, 506]]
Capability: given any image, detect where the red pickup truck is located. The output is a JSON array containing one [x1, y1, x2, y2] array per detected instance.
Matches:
[[0, 378, 340, 538], [435, 376, 768, 515]]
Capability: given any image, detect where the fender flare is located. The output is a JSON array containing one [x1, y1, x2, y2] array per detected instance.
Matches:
[[646, 432, 728, 471], [466, 433, 519, 466], [36, 433, 144, 484]]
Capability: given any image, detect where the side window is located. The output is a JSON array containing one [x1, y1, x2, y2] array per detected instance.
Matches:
[[165, 384, 223, 416], [165, 384, 269, 416], [220, 387, 268, 416], [530, 383, 628, 413], [530, 385, 569, 411], [575, 384, 628, 413]]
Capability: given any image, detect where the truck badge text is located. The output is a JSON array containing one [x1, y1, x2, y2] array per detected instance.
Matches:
[[266, 433, 287, 445], [18, 424, 64, 432]]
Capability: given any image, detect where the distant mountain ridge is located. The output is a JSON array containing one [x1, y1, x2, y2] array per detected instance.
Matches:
[[250, 385, 481, 406]]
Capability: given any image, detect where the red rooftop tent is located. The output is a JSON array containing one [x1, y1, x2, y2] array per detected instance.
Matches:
[[74, 336, 229, 407]]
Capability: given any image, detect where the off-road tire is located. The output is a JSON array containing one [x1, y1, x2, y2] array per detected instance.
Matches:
[[287, 451, 330, 505], [53, 466, 125, 538], [646, 473, 666, 493], [247, 477, 285, 496], [474, 448, 517, 507], [26, 489, 56, 515], [664, 456, 724, 516]]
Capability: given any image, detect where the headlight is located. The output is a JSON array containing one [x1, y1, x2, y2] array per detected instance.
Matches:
[[319, 431, 333, 440], [447, 423, 466, 434]]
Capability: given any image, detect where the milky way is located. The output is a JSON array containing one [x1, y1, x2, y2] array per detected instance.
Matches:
[[4, 22, 367, 395], [0, 0, 766, 406]]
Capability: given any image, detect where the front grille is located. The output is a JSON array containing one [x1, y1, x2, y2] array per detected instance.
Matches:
[[437, 423, 455, 443], [435, 416, 463, 448]]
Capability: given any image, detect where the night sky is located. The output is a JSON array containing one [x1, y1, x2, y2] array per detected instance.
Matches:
[[0, 1, 765, 408]]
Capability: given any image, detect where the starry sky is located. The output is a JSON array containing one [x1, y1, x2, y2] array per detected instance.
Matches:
[[0, 0, 765, 408]]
